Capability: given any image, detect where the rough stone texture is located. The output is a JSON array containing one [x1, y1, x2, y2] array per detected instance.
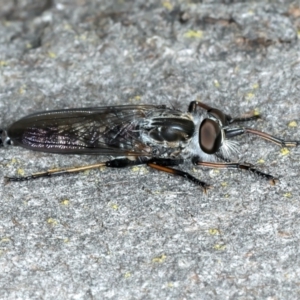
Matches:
[[1, 1, 300, 299]]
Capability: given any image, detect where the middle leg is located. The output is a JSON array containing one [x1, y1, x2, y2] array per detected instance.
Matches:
[[193, 159, 278, 185]]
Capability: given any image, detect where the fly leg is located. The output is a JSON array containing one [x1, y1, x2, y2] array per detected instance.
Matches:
[[147, 159, 211, 192], [245, 128, 299, 147], [109, 158, 211, 192], [5, 157, 183, 182], [109, 156, 212, 191], [193, 159, 278, 185], [227, 115, 260, 124], [188, 100, 215, 112], [188, 101, 260, 125], [224, 127, 300, 147], [106, 157, 183, 168], [5, 162, 108, 182]]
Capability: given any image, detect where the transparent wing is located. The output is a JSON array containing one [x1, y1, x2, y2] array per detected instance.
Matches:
[[7, 105, 165, 156]]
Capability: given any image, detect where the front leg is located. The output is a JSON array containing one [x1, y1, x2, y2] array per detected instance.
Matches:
[[223, 127, 300, 147], [188, 101, 260, 126], [188, 101, 214, 113]]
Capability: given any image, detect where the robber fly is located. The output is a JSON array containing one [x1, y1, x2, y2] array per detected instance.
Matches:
[[0, 101, 299, 192]]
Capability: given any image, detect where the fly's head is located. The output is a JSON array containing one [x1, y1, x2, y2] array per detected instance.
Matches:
[[199, 109, 238, 158]]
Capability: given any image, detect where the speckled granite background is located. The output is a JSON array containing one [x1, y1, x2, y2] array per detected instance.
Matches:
[[1, 1, 300, 299]]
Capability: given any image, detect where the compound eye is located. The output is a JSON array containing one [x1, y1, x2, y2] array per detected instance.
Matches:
[[199, 119, 222, 154]]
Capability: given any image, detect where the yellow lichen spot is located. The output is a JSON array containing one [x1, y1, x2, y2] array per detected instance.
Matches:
[[213, 244, 226, 251], [221, 182, 227, 187], [209, 228, 220, 235], [64, 24, 72, 31], [64, 238, 69, 243], [253, 108, 260, 116], [17, 169, 25, 176], [167, 282, 174, 288], [284, 192, 292, 198], [129, 95, 142, 102], [99, 165, 106, 171], [80, 34, 87, 41], [298, 30, 300, 39], [224, 194, 230, 198], [61, 199, 69, 206], [142, 167, 149, 174], [124, 272, 131, 278], [245, 92, 255, 100], [48, 51, 57, 59], [288, 121, 298, 128], [128, 95, 142, 103], [280, 148, 290, 156], [252, 83, 259, 89], [152, 254, 166, 263], [47, 218, 58, 226], [162, 1, 173, 10], [83, 169, 90, 176], [0, 237, 10, 243], [111, 203, 118, 210], [0, 60, 8, 67], [19, 85, 26, 94], [131, 166, 140, 172], [26, 42, 32, 49], [213, 169, 220, 174], [214, 80, 220, 88], [131, 166, 148, 175], [10, 158, 18, 164], [248, 9, 254, 15], [257, 159, 265, 164], [184, 30, 204, 39]]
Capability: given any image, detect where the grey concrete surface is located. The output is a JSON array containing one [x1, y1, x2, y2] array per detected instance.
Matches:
[[1, 0, 300, 299]]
